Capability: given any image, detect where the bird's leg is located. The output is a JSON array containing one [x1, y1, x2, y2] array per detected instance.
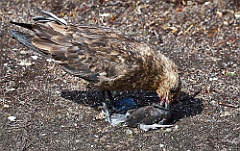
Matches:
[[107, 90, 114, 101], [102, 90, 114, 103], [101, 90, 115, 123], [102, 90, 116, 111]]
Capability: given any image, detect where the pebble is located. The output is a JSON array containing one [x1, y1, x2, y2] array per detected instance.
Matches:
[[8, 116, 16, 121], [3, 104, 10, 108], [235, 12, 240, 19], [19, 59, 34, 66], [125, 129, 133, 136], [174, 125, 179, 130], [223, 21, 229, 26], [209, 77, 218, 81], [220, 111, 231, 117], [164, 128, 172, 132], [31, 55, 38, 60]]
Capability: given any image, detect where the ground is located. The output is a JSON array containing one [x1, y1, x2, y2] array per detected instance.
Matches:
[[0, 0, 239, 150]]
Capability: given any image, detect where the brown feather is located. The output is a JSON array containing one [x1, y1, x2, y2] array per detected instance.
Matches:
[[9, 12, 181, 104]]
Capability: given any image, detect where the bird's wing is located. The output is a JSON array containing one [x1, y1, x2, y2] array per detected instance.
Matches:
[[16, 22, 144, 82], [9, 9, 146, 83]]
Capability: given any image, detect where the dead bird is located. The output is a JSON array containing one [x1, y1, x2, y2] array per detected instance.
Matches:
[[103, 102, 173, 131], [9, 9, 181, 123]]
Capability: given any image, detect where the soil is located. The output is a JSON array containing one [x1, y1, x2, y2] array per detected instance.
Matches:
[[0, 0, 239, 150]]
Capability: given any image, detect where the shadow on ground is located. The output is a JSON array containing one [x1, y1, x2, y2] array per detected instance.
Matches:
[[61, 90, 204, 124]]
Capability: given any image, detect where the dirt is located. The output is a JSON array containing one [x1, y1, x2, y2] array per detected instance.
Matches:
[[0, 0, 239, 150]]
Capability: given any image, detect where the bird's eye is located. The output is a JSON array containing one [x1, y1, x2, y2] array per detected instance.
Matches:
[[170, 81, 181, 93], [170, 87, 178, 93]]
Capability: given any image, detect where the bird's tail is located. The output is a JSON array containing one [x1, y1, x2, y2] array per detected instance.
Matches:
[[9, 8, 67, 56], [32, 8, 67, 25], [9, 30, 48, 56]]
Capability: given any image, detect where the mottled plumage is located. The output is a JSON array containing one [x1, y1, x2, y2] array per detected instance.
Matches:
[[9, 10, 181, 111]]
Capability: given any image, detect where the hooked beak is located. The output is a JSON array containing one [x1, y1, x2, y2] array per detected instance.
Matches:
[[160, 94, 171, 110]]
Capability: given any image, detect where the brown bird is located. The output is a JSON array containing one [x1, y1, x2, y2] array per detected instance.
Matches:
[[9, 10, 181, 118]]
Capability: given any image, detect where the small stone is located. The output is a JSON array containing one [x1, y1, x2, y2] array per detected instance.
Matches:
[[209, 77, 218, 81], [216, 11, 223, 17], [19, 101, 25, 105], [164, 128, 172, 132], [41, 133, 47, 136], [46, 58, 53, 62], [125, 129, 133, 136], [204, 2, 211, 5], [174, 125, 179, 130], [223, 21, 229, 26], [19, 50, 28, 54], [220, 111, 231, 117], [8, 116, 16, 121], [31, 55, 38, 60], [19, 59, 34, 66], [235, 11, 240, 19], [3, 104, 10, 108], [95, 111, 106, 120]]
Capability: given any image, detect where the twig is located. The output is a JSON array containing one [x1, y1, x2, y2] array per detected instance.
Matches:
[[218, 101, 238, 108], [105, 1, 124, 7], [179, 89, 202, 101]]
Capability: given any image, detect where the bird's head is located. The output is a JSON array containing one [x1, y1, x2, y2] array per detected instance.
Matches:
[[156, 68, 181, 109], [168, 78, 181, 102]]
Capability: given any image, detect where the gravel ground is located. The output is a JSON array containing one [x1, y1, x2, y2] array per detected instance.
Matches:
[[0, 0, 239, 150]]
